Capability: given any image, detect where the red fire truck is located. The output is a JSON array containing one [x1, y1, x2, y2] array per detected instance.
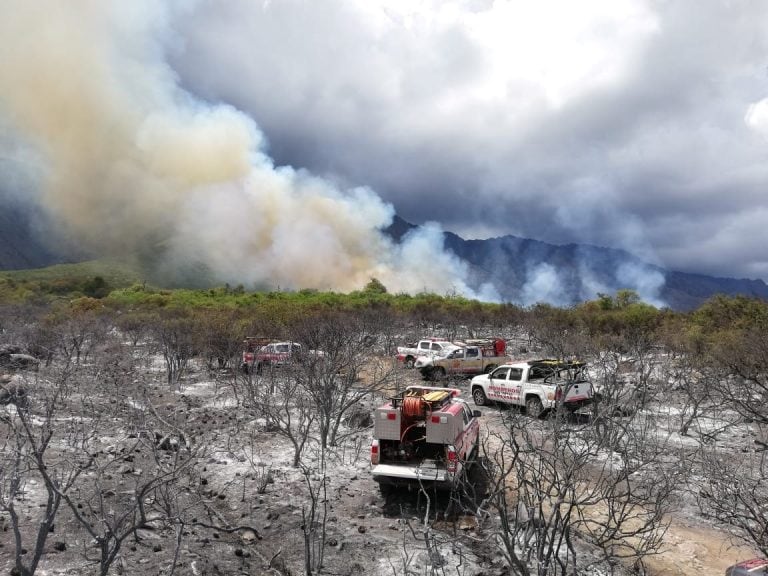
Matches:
[[370, 386, 481, 493]]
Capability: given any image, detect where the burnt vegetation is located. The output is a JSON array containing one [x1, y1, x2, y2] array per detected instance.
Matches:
[[0, 285, 766, 575]]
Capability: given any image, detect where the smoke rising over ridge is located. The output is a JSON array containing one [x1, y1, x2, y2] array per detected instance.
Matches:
[[0, 0, 486, 296], [170, 0, 768, 286]]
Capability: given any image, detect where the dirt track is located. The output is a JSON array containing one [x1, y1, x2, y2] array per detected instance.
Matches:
[[646, 520, 757, 576]]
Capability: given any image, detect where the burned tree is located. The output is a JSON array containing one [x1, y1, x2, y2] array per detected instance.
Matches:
[[195, 309, 248, 370], [697, 447, 768, 557], [148, 310, 198, 389], [42, 299, 108, 365], [238, 366, 316, 468], [57, 412, 201, 576], [292, 312, 395, 452], [478, 391, 681, 575], [0, 366, 91, 576], [695, 315, 768, 555]]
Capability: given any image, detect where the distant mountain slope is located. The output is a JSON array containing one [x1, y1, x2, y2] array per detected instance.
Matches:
[[660, 270, 768, 311], [386, 216, 768, 310], [0, 204, 66, 271]]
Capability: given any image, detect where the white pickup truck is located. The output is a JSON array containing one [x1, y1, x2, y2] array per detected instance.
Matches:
[[395, 339, 459, 368], [469, 359, 594, 418], [416, 338, 510, 380]]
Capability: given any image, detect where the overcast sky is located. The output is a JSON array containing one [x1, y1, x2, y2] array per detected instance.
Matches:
[[2, 0, 768, 292], [166, 0, 768, 281]]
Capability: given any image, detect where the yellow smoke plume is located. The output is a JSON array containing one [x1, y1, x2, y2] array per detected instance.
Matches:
[[0, 0, 491, 297]]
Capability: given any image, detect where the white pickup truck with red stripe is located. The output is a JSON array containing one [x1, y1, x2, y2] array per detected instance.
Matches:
[[395, 339, 459, 368], [370, 386, 481, 493], [469, 359, 594, 418]]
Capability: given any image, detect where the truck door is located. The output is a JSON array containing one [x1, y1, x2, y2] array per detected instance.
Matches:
[[447, 348, 464, 371], [486, 366, 511, 401], [507, 367, 524, 404], [464, 347, 481, 374]]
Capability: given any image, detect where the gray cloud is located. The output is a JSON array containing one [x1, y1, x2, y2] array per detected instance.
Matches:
[[171, 0, 768, 281]]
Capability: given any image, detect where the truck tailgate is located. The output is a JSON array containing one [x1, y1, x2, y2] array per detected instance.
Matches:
[[372, 460, 448, 482]]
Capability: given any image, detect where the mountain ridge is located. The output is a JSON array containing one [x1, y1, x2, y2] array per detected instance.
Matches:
[[0, 203, 68, 271], [386, 215, 768, 310]]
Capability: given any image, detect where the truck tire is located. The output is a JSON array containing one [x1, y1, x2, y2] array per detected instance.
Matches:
[[525, 396, 544, 419], [483, 364, 496, 374], [404, 356, 415, 369], [432, 367, 446, 381], [472, 387, 488, 406]]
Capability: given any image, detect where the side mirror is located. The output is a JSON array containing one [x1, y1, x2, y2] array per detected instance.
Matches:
[[473, 410, 482, 418]]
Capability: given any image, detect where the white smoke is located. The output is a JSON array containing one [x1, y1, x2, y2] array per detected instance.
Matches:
[[577, 262, 613, 302], [616, 262, 665, 307], [517, 251, 667, 308], [386, 223, 501, 300], [521, 263, 569, 307], [0, 0, 484, 297]]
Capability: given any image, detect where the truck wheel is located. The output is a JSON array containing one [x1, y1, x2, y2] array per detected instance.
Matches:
[[525, 396, 544, 419], [483, 364, 496, 374], [404, 356, 415, 369], [432, 367, 446, 380], [472, 387, 488, 406]]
